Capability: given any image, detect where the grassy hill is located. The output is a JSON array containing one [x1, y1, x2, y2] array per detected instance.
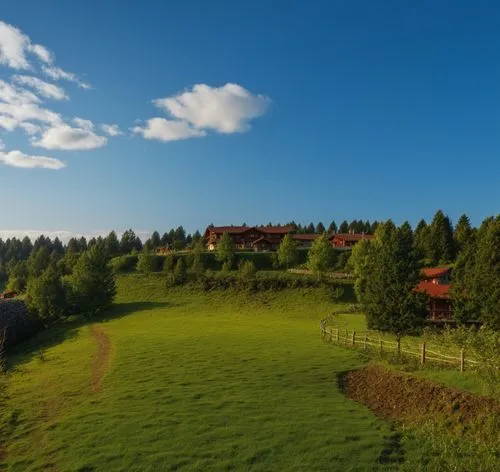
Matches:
[[0, 274, 494, 471]]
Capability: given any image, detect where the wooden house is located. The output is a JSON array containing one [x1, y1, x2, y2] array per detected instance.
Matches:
[[415, 267, 453, 321], [330, 232, 374, 248]]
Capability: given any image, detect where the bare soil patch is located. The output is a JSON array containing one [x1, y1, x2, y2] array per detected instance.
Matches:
[[90, 326, 112, 393], [341, 364, 500, 442]]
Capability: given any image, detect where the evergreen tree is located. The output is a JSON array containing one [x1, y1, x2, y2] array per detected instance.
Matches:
[[66, 238, 80, 255], [316, 222, 326, 234], [216, 232, 234, 268], [339, 220, 349, 233], [358, 221, 427, 340], [277, 234, 299, 269], [192, 230, 202, 243], [20, 236, 33, 260], [27, 246, 50, 278], [79, 236, 88, 252], [25, 265, 67, 323], [68, 245, 116, 315], [413, 219, 430, 261], [150, 231, 161, 249], [120, 229, 142, 254], [452, 216, 500, 328], [454, 214, 473, 254], [189, 240, 205, 274], [137, 248, 158, 273], [306, 223, 315, 234], [307, 234, 334, 275], [6, 260, 28, 292], [328, 220, 338, 234], [105, 231, 120, 257], [428, 210, 455, 264]]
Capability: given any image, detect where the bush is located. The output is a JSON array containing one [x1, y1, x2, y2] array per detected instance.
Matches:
[[110, 255, 138, 273], [238, 260, 256, 280], [137, 252, 162, 273]]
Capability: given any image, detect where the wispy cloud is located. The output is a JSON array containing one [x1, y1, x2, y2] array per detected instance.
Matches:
[[134, 83, 270, 142], [13, 75, 68, 100], [100, 123, 124, 137], [32, 122, 107, 150], [41, 65, 91, 90], [0, 150, 65, 169]]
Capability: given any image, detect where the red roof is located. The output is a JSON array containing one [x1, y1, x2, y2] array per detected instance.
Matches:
[[252, 237, 275, 245], [330, 233, 374, 242], [291, 233, 318, 241], [415, 281, 451, 299], [421, 267, 451, 279]]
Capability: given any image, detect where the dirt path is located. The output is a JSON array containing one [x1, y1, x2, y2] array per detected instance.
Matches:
[[90, 325, 112, 394]]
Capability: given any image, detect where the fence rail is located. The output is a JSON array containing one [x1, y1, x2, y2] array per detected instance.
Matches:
[[320, 320, 479, 372]]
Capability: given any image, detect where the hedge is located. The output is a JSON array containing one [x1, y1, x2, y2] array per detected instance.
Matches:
[[0, 299, 42, 350]]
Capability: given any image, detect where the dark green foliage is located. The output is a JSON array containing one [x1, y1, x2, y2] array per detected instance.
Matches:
[[163, 254, 176, 273], [428, 210, 455, 264], [316, 222, 326, 234], [0, 300, 41, 350], [6, 260, 28, 292], [105, 231, 120, 257], [238, 260, 256, 280], [328, 220, 338, 233], [277, 234, 299, 269], [356, 221, 427, 340], [216, 232, 234, 268], [188, 241, 205, 275], [27, 246, 50, 278], [454, 214, 473, 254], [335, 251, 351, 271], [173, 258, 187, 284], [110, 255, 138, 273], [67, 245, 116, 316], [339, 221, 349, 233], [25, 266, 68, 323], [413, 219, 430, 261], [452, 216, 500, 328], [137, 250, 162, 273], [120, 229, 143, 254], [150, 231, 161, 249]]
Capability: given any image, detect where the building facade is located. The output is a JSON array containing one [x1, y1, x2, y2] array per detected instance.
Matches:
[[415, 267, 453, 321]]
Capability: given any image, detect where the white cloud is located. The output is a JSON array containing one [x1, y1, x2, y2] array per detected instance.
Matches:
[[0, 115, 18, 131], [0, 79, 40, 104], [32, 123, 107, 150], [0, 102, 61, 127], [42, 65, 91, 90], [0, 138, 4, 150], [132, 117, 206, 142], [29, 43, 53, 64], [18, 122, 42, 136], [0, 21, 31, 69], [0, 150, 65, 169], [153, 83, 270, 134], [72, 117, 94, 131], [0, 229, 152, 243], [13, 75, 68, 100], [100, 123, 123, 136]]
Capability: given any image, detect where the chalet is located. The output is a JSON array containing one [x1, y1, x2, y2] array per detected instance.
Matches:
[[415, 267, 453, 321], [205, 225, 294, 251], [291, 233, 319, 248], [330, 232, 374, 248]]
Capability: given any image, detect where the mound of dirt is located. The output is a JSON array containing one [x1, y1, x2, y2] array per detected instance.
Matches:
[[341, 364, 500, 442]]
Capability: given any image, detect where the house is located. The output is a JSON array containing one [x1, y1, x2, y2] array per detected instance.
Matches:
[[291, 233, 319, 248], [415, 267, 453, 321], [330, 232, 374, 248], [204, 225, 294, 251]]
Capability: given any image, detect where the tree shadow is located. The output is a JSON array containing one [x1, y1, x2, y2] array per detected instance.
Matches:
[[5, 301, 174, 372]]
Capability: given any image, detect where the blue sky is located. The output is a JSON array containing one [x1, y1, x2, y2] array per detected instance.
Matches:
[[0, 1, 498, 240]]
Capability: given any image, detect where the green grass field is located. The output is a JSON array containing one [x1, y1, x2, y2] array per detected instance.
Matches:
[[0, 274, 492, 471], [1, 275, 403, 471]]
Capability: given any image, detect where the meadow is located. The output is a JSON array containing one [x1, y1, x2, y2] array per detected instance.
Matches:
[[0, 274, 494, 471]]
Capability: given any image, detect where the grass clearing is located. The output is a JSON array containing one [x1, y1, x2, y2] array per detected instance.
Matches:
[[1, 274, 399, 471]]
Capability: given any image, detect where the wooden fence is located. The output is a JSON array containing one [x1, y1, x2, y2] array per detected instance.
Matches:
[[320, 321, 479, 373]]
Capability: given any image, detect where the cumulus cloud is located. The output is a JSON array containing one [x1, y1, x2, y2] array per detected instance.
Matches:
[[0, 138, 4, 150], [0, 102, 61, 129], [0, 21, 31, 69], [19, 122, 42, 136], [42, 65, 91, 90], [132, 117, 206, 142], [29, 43, 53, 64], [13, 75, 68, 100], [0, 150, 66, 169], [153, 83, 270, 133], [0, 79, 40, 104], [32, 122, 107, 150], [100, 123, 123, 136]]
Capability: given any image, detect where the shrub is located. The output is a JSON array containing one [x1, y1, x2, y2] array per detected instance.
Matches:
[[173, 258, 187, 284], [137, 252, 162, 273], [110, 255, 138, 273], [238, 260, 256, 281]]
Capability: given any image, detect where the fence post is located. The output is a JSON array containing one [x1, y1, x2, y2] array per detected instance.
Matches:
[[345, 329, 348, 342], [379, 338, 383, 353], [397, 338, 401, 356], [336, 328, 340, 342], [329, 326, 333, 342], [364, 334, 367, 351], [352, 330, 356, 346], [460, 349, 465, 373], [420, 343, 426, 367]]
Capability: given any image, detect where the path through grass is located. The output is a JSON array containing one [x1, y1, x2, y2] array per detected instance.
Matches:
[[2, 276, 401, 471]]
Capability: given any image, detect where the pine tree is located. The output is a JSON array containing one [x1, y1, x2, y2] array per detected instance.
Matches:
[[173, 258, 187, 284], [306, 223, 315, 234], [316, 222, 326, 234], [68, 245, 116, 315], [328, 220, 338, 234], [359, 221, 426, 340], [150, 231, 161, 249], [454, 214, 473, 255], [339, 220, 349, 233], [413, 219, 430, 261], [428, 210, 455, 264], [105, 231, 120, 257]]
